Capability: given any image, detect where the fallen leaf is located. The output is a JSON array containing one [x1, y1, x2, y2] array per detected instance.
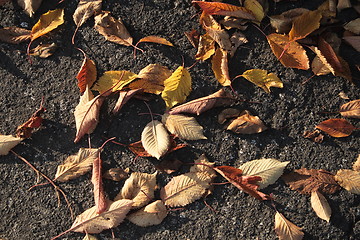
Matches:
[[169, 88, 236, 115], [337, 0, 352, 11], [162, 113, 206, 141], [193, 1, 256, 20], [184, 29, 200, 48], [0, 135, 23, 156], [282, 168, 341, 195], [311, 50, 332, 76], [73, 0, 102, 27], [241, 69, 283, 93], [214, 165, 271, 200], [94, 11, 133, 46], [129, 64, 172, 94], [212, 48, 231, 86], [220, 16, 248, 31], [340, 99, 360, 119], [190, 154, 217, 180], [92, 155, 107, 214], [161, 66, 192, 109], [127, 200, 167, 227], [229, 31, 248, 57], [339, 91, 350, 100], [199, 12, 221, 30], [244, 0, 265, 23], [70, 199, 133, 234], [31, 9, 64, 41], [226, 110, 267, 134], [0, 27, 31, 44], [274, 211, 304, 240], [141, 120, 170, 160], [83, 234, 97, 240], [270, 8, 309, 34], [205, 26, 232, 51], [343, 36, 360, 52], [76, 55, 97, 94], [240, 159, 290, 189], [155, 158, 183, 174], [195, 33, 216, 61], [334, 169, 360, 194], [311, 190, 331, 222], [137, 35, 173, 47], [54, 148, 99, 182], [74, 86, 104, 143], [303, 129, 324, 143], [17, 0, 42, 17], [289, 10, 322, 41], [267, 33, 309, 70], [353, 155, 360, 172], [30, 42, 57, 58], [112, 89, 143, 114], [92, 70, 138, 94], [218, 108, 241, 124], [103, 168, 129, 181], [114, 172, 157, 209], [344, 18, 360, 35], [315, 118, 356, 137]]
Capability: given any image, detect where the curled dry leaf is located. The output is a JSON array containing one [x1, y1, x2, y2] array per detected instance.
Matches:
[[137, 35, 173, 47], [226, 110, 267, 134], [270, 8, 309, 34], [17, 0, 42, 17], [112, 89, 143, 114], [303, 129, 324, 143], [205, 26, 232, 51], [92, 155, 107, 214], [141, 120, 170, 160], [70, 199, 133, 234], [103, 168, 129, 181], [74, 86, 104, 143], [311, 48, 332, 76], [15, 101, 45, 139], [92, 70, 138, 94], [214, 166, 271, 200], [288, 10, 322, 41], [218, 108, 241, 124], [94, 11, 133, 46], [76, 56, 97, 94], [343, 36, 360, 52], [241, 69, 283, 93], [30, 42, 57, 58], [169, 88, 236, 115], [344, 18, 360, 35], [161, 66, 192, 109], [184, 29, 200, 49], [211, 48, 231, 86], [162, 113, 207, 140], [0, 135, 23, 156], [240, 158, 289, 189], [129, 64, 172, 94], [200, 12, 221, 30], [353, 154, 360, 172], [0, 27, 31, 44], [73, 0, 102, 27], [114, 172, 157, 209], [311, 190, 331, 222], [127, 200, 168, 227], [334, 169, 360, 194], [315, 118, 356, 138], [31, 9, 64, 41], [274, 211, 304, 240], [340, 99, 360, 119], [282, 168, 341, 195], [220, 17, 248, 31], [267, 33, 309, 70], [229, 31, 248, 57], [54, 148, 99, 182], [193, 1, 256, 20], [195, 33, 216, 61]]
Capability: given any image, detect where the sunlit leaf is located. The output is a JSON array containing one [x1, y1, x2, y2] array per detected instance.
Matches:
[[0, 27, 31, 44], [31, 9, 64, 41], [274, 212, 304, 240], [0, 135, 23, 156], [315, 118, 356, 137], [195, 33, 216, 61], [73, 0, 102, 27], [340, 99, 360, 119], [17, 0, 42, 17], [137, 35, 173, 46], [193, 1, 255, 20], [241, 69, 283, 93], [335, 169, 360, 194], [244, 0, 265, 23], [162, 113, 206, 140], [226, 110, 267, 134], [141, 120, 170, 159], [76, 56, 97, 94], [92, 71, 138, 94], [211, 48, 231, 86], [344, 18, 360, 35], [288, 10, 322, 41], [127, 200, 168, 227], [311, 190, 331, 222]]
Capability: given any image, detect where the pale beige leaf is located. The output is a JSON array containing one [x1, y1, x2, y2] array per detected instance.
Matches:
[[353, 154, 360, 172], [162, 113, 206, 140], [73, 0, 102, 27], [312, 46, 333, 75], [335, 169, 360, 194], [141, 120, 170, 159], [0, 27, 31, 44], [227, 110, 267, 134], [83, 234, 97, 240], [0, 135, 22, 156], [71, 199, 133, 234], [211, 47, 231, 86], [17, 0, 42, 17], [311, 190, 331, 222], [274, 212, 304, 240], [240, 159, 290, 189], [344, 18, 360, 35], [189, 154, 217, 181], [340, 99, 360, 119], [54, 148, 99, 182], [114, 172, 157, 209], [127, 200, 167, 227]]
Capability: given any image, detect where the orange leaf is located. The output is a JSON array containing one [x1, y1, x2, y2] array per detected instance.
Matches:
[[211, 48, 231, 86], [92, 155, 107, 214], [267, 33, 309, 70], [76, 56, 97, 94], [195, 33, 216, 61], [137, 35, 173, 47], [193, 1, 255, 20], [340, 99, 360, 119], [31, 9, 64, 41], [288, 10, 322, 41], [316, 118, 356, 137]]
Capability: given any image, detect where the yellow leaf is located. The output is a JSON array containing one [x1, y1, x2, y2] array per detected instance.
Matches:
[[289, 10, 322, 41], [195, 33, 216, 61], [92, 71, 138, 94], [274, 212, 304, 240], [0, 134, 22, 155], [137, 35, 173, 46], [311, 190, 331, 222], [211, 47, 231, 86], [141, 120, 170, 159], [31, 9, 64, 41], [161, 66, 192, 109], [244, 0, 265, 23], [127, 200, 168, 227], [335, 169, 360, 194], [241, 69, 283, 93]]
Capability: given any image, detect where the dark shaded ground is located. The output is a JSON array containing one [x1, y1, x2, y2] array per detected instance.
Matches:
[[0, 0, 359, 239]]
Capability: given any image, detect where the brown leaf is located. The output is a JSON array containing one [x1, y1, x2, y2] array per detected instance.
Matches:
[[288, 10, 322, 41], [195, 33, 216, 61], [92, 155, 107, 214], [229, 31, 248, 57], [73, 0, 102, 27], [343, 36, 360, 52], [337, 0, 352, 11], [76, 56, 97, 94], [218, 108, 241, 124], [17, 0, 42, 17], [270, 8, 309, 34], [199, 12, 221, 30], [274, 211, 304, 240], [94, 11, 133, 46], [340, 99, 360, 119], [315, 118, 356, 137], [211, 48, 231, 86], [334, 169, 360, 194], [127, 200, 168, 227], [0, 0, 10, 5], [0, 135, 23, 156], [0, 27, 31, 44], [103, 168, 129, 181], [184, 29, 200, 49], [303, 129, 324, 143], [15, 100, 45, 139], [344, 18, 360, 35], [267, 33, 309, 70], [155, 158, 183, 174], [112, 89, 143, 114], [226, 110, 267, 134], [282, 168, 341, 195], [205, 26, 232, 51], [214, 165, 271, 200], [74, 86, 104, 143], [169, 88, 236, 115], [311, 190, 331, 222], [220, 16, 248, 31], [353, 154, 360, 172], [29, 42, 57, 58], [137, 35, 173, 47]]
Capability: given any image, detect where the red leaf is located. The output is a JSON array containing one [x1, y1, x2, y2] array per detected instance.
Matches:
[[76, 56, 97, 94], [92, 154, 107, 214], [316, 118, 356, 137]]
